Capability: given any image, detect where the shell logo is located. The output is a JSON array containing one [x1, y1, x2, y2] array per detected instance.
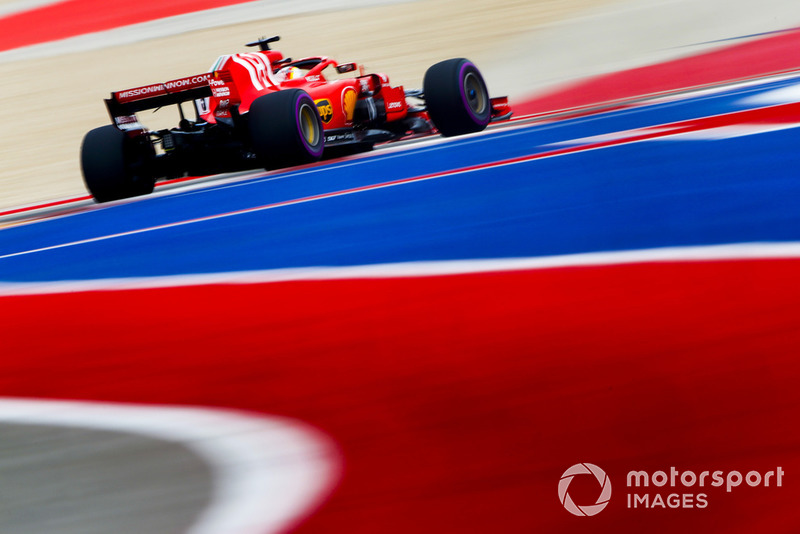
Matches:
[[342, 87, 358, 123]]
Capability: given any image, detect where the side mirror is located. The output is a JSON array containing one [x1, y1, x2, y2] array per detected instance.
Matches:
[[335, 62, 357, 74]]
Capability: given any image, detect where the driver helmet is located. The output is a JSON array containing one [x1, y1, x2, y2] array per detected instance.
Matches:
[[276, 66, 302, 82]]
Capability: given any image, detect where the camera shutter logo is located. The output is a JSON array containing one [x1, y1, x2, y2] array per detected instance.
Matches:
[[558, 463, 612, 516]]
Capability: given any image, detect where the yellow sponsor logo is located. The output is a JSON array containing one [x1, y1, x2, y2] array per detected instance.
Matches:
[[315, 99, 333, 123], [342, 88, 357, 122]]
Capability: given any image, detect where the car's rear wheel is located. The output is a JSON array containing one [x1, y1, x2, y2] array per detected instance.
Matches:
[[248, 89, 324, 169], [423, 58, 491, 137], [80, 126, 156, 203]]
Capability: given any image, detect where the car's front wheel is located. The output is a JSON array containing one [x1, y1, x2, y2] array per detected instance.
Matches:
[[423, 58, 491, 137]]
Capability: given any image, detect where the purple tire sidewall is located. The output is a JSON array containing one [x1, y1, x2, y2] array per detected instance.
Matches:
[[295, 93, 324, 158], [458, 61, 489, 126]]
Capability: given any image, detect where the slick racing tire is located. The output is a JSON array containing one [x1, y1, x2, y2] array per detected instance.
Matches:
[[80, 125, 156, 203], [423, 58, 491, 137], [248, 89, 324, 169]]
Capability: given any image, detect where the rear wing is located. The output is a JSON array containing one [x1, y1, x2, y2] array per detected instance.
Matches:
[[105, 73, 213, 130]]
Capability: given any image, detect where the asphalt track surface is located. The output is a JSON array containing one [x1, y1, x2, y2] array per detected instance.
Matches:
[[0, 422, 212, 534], [2, 5, 800, 534]]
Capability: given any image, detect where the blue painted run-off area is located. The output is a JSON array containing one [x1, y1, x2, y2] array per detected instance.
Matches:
[[1, 75, 800, 282]]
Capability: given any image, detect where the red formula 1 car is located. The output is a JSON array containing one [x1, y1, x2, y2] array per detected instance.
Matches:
[[80, 36, 511, 202]]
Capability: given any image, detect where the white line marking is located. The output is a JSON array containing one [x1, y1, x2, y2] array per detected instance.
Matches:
[[546, 122, 800, 145], [546, 126, 678, 146], [661, 123, 800, 139], [0, 398, 340, 534], [739, 81, 800, 105], [1, 242, 798, 296], [0, 0, 64, 18]]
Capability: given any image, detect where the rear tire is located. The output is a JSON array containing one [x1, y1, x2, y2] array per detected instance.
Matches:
[[248, 89, 324, 169], [423, 58, 491, 137], [80, 126, 156, 203]]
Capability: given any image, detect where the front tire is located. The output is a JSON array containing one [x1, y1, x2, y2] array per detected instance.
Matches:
[[80, 126, 156, 203], [423, 58, 491, 137], [248, 89, 324, 169]]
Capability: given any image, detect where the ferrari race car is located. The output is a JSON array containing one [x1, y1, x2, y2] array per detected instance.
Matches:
[[80, 36, 512, 202]]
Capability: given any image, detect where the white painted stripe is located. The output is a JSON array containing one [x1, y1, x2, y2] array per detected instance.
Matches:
[[1, 242, 799, 296], [660, 123, 800, 139], [638, 71, 800, 107], [0, 0, 420, 62], [230, 54, 265, 91], [229, 53, 279, 91], [0, 0, 64, 18], [739, 82, 800, 105], [549, 122, 800, 145], [546, 126, 677, 146], [0, 398, 339, 534]]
